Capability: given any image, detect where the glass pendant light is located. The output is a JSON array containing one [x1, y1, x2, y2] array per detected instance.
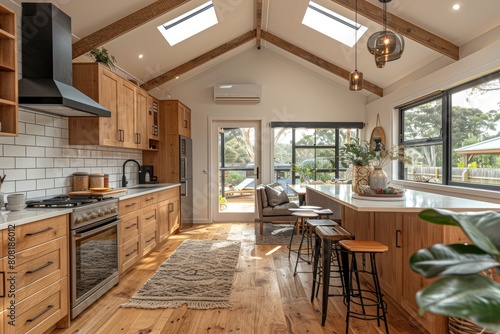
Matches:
[[349, 0, 363, 91], [367, 0, 404, 66]]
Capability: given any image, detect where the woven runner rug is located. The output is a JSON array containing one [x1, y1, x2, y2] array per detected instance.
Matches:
[[121, 239, 241, 309]]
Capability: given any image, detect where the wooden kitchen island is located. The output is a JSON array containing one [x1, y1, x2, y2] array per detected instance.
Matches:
[[305, 184, 500, 334]]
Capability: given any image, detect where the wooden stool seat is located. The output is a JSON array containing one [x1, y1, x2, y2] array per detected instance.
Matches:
[[339, 240, 388, 253], [306, 219, 338, 228], [299, 205, 322, 210], [291, 211, 320, 218]]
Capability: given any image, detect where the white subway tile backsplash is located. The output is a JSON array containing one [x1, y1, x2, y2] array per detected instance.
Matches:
[[16, 179, 37, 192], [37, 158, 55, 168], [54, 158, 71, 168], [16, 157, 36, 168], [35, 114, 54, 126], [15, 134, 36, 146], [26, 123, 45, 136], [70, 159, 85, 168], [5, 168, 27, 180], [27, 169, 46, 179], [46, 147, 62, 157], [45, 126, 62, 138], [1, 112, 144, 199], [36, 136, 54, 147], [4, 145, 26, 156], [26, 146, 45, 157], [37, 178, 55, 189], [46, 168, 63, 178], [18, 110, 36, 123], [0, 157, 15, 168]]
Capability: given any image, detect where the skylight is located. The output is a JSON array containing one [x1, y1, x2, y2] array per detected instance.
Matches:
[[157, 1, 218, 46], [302, 1, 367, 47]]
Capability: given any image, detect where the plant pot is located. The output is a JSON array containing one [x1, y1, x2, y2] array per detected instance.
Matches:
[[370, 166, 388, 189], [448, 317, 495, 334], [352, 165, 371, 194]]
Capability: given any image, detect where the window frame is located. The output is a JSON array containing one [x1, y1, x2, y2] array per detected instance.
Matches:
[[398, 70, 500, 191]]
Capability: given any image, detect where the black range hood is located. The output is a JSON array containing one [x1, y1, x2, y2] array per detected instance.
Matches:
[[18, 3, 111, 118]]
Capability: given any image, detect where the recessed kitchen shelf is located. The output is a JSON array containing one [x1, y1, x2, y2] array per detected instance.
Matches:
[[0, 3, 18, 137]]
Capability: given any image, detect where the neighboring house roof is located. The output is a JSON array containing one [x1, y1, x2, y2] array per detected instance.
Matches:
[[455, 137, 500, 155]]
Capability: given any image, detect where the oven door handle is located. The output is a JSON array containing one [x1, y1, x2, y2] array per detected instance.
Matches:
[[74, 218, 122, 240]]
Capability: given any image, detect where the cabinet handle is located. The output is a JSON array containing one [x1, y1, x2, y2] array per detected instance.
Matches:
[[26, 227, 53, 236], [146, 236, 156, 243], [168, 203, 173, 212], [118, 129, 124, 142], [145, 196, 155, 201], [0, 272, 5, 297], [184, 120, 188, 128], [26, 305, 54, 323], [396, 230, 402, 248], [125, 223, 137, 230], [145, 214, 155, 220], [26, 261, 54, 274], [126, 249, 137, 257], [125, 203, 137, 208]]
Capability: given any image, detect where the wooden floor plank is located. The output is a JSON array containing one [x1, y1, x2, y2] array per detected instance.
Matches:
[[52, 223, 425, 334]]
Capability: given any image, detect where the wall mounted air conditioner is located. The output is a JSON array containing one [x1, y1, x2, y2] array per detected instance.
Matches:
[[214, 84, 261, 102]]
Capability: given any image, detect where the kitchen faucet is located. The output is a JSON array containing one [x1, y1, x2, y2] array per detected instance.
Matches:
[[122, 159, 142, 187]]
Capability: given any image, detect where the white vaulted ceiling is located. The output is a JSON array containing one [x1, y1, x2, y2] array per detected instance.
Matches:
[[10, 0, 500, 98]]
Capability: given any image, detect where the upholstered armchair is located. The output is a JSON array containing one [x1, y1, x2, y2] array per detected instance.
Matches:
[[255, 183, 298, 235]]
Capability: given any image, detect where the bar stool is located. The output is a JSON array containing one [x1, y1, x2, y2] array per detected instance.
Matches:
[[312, 225, 354, 326], [293, 219, 338, 276], [288, 211, 318, 258], [313, 208, 333, 219], [339, 240, 389, 334]]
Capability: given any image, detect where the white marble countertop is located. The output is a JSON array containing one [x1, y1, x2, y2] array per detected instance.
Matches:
[[307, 184, 500, 212], [0, 183, 181, 229], [0, 207, 73, 230]]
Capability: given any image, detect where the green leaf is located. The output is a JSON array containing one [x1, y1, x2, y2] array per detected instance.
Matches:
[[410, 244, 499, 278], [418, 209, 500, 255], [416, 275, 500, 332]]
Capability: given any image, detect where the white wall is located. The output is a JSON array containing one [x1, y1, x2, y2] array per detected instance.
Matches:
[[166, 47, 367, 223]]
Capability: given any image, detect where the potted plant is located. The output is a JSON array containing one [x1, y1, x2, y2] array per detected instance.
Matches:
[[410, 208, 500, 333], [89, 47, 117, 70], [339, 138, 377, 193], [219, 194, 227, 211], [370, 145, 412, 189], [292, 163, 313, 185]]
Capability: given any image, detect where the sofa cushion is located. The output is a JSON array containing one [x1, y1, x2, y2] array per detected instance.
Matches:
[[257, 185, 268, 208], [262, 202, 299, 216], [265, 183, 289, 206]]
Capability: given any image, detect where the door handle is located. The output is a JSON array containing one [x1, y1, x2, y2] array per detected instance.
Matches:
[[256, 167, 260, 180], [180, 180, 187, 196]]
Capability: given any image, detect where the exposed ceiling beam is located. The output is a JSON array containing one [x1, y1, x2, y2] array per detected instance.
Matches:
[[261, 30, 384, 97], [256, 0, 263, 48], [329, 0, 459, 60], [141, 30, 256, 91], [72, 0, 192, 58]]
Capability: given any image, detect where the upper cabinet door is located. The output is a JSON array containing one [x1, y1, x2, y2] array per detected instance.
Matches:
[[135, 88, 149, 150], [118, 80, 136, 148], [160, 100, 191, 138]]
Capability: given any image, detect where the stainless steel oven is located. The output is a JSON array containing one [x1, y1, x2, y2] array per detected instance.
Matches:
[[70, 198, 120, 319]]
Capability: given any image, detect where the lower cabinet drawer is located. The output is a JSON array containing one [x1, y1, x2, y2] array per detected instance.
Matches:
[[141, 226, 157, 256], [11, 237, 67, 303], [120, 236, 140, 275], [120, 212, 140, 244], [4, 277, 68, 334]]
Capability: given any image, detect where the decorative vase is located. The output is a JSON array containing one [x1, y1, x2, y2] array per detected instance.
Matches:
[[352, 165, 371, 194], [370, 166, 388, 190]]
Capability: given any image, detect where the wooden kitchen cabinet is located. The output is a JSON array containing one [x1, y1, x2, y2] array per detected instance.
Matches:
[[0, 4, 18, 137], [135, 88, 150, 150], [1, 214, 70, 333], [69, 63, 120, 147], [141, 203, 158, 256], [118, 211, 141, 275], [69, 62, 154, 150], [157, 188, 181, 242], [160, 100, 191, 138]]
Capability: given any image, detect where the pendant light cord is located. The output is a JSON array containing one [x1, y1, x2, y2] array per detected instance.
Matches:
[[354, 0, 358, 70]]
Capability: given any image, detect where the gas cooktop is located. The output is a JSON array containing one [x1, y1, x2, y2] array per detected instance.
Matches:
[[26, 195, 113, 208]]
